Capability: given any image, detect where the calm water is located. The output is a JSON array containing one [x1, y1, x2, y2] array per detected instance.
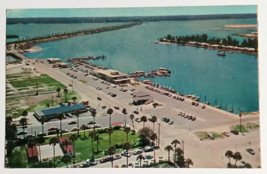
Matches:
[[9, 18, 258, 113]]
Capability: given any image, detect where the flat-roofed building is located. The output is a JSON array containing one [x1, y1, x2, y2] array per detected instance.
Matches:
[[92, 69, 130, 84], [133, 91, 153, 105], [33, 103, 87, 122], [47, 58, 62, 63]]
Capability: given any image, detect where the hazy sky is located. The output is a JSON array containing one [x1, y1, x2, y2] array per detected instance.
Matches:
[[7, 6, 257, 18]]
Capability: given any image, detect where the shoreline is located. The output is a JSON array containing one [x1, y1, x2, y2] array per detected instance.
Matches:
[[156, 41, 258, 56], [25, 46, 42, 53]]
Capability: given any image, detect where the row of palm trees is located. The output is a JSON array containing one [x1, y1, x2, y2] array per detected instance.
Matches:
[[225, 150, 252, 168]]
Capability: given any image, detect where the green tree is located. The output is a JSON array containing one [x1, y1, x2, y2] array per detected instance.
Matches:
[[107, 108, 113, 128], [63, 88, 68, 103], [108, 146, 116, 168], [72, 96, 77, 102], [95, 133, 102, 152], [124, 127, 131, 142], [136, 154, 145, 168], [74, 110, 80, 137], [243, 163, 252, 168], [151, 116, 157, 132], [80, 124, 87, 138], [140, 115, 147, 128], [56, 87, 61, 97], [122, 108, 127, 127], [232, 152, 242, 166], [185, 158, 193, 168], [19, 118, 27, 139], [69, 134, 77, 164], [129, 114, 135, 129], [22, 110, 28, 119], [164, 145, 174, 161], [106, 128, 113, 147], [36, 136, 45, 162], [150, 133, 157, 163], [61, 154, 72, 168], [49, 137, 58, 165], [225, 150, 233, 164], [91, 109, 97, 132], [123, 142, 131, 168]]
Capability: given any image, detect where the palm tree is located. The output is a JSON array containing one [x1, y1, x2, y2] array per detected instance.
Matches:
[[91, 109, 97, 132], [129, 114, 135, 129], [19, 118, 27, 139], [107, 108, 113, 128], [80, 125, 87, 138], [175, 147, 184, 157], [57, 113, 64, 135], [36, 136, 45, 162], [27, 139, 35, 166], [164, 145, 174, 161], [232, 152, 242, 166], [108, 146, 116, 168], [171, 139, 180, 161], [150, 133, 157, 163], [136, 154, 145, 168], [225, 150, 233, 164], [89, 131, 96, 160], [40, 117, 46, 134], [49, 137, 58, 165], [185, 158, 193, 168], [95, 134, 102, 152], [123, 142, 131, 168], [140, 116, 147, 128], [106, 128, 113, 147], [151, 116, 157, 132], [22, 110, 28, 119], [69, 134, 77, 164], [63, 88, 68, 103], [61, 154, 71, 168], [6, 116, 12, 126], [56, 87, 61, 97], [124, 127, 131, 142], [74, 110, 80, 136], [122, 108, 127, 127]]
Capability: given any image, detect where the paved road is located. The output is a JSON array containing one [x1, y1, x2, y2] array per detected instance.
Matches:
[[11, 52, 261, 168]]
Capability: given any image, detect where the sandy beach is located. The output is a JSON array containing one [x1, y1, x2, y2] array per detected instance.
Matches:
[[25, 46, 42, 53]]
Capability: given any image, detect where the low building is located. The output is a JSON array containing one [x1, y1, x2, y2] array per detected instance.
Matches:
[[33, 103, 87, 122], [59, 137, 75, 157], [91, 69, 130, 84], [26, 145, 39, 163], [133, 91, 153, 105]]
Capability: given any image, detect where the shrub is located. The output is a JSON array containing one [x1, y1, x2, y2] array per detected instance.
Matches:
[[113, 125, 121, 130]]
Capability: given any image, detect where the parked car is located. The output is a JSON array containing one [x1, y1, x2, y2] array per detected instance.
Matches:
[[133, 149, 143, 155], [114, 106, 120, 110], [48, 130, 58, 135], [113, 85, 117, 88], [17, 131, 27, 135], [88, 121, 96, 125], [144, 146, 154, 152], [100, 157, 110, 163], [230, 130, 239, 135], [128, 163, 133, 167], [208, 134, 214, 140], [246, 148, 255, 155], [86, 159, 97, 166], [144, 155, 153, 159], [68, 121, 77, 125], [71, 127, 80, 132], [111, 94, 117, 97], [222, 132, 230, 137], [112, 154, 121, 160], [92, 124, 101, 128], [81, 163, 90, 168], [135, 118, 141, 122], [134, 110, 139, 114], [121, 151, 132, 157], [48, 126, 58, 131], [188, 116, 192, 119], [97, 97, 102, 101], [61, 129, 68, 133], [168, 120, 174, 125], [37, 132, 46, 137], [191, 116, 196, 121], [121, 164, 127, 168]]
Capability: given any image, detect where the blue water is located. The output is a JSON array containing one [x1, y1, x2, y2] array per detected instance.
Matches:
[[9, 18, 258, 113]]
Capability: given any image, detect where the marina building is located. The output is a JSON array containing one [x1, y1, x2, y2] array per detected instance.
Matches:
[[47, 58, 62, 63], [91, 69, 131, 84], [33, 103, 87, 122]]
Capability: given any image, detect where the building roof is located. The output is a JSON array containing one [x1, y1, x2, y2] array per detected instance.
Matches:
[[133, 95, 151, 101], [27, 145, 39, 158], [59, 137, 70, 143], [95, 69, 128, 78], [133, 91, 150, 97], [34, 103, 86, 117], [64, 144, 74, 153], [114, 78, 131, 82]]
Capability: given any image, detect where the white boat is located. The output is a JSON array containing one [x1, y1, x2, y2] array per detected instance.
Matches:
[[217, 50, 226, 56]]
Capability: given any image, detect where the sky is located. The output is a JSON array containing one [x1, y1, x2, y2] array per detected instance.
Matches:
[[6, 5, 257, 18]]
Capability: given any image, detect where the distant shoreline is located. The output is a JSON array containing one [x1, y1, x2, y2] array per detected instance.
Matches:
[[156, 41, 258, 56]]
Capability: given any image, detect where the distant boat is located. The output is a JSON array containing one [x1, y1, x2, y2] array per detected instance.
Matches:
[[217, 50, 226, 56]]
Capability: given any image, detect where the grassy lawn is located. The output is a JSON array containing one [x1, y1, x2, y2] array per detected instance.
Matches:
[[6, 72, 31, 79], [195, 131, 222, 140], [233, 123, 260, 133], [17, 88, 30, 91], [8, 73, 66, 89], [6, 89, 14, 93], [44, 130, 139, 164]]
